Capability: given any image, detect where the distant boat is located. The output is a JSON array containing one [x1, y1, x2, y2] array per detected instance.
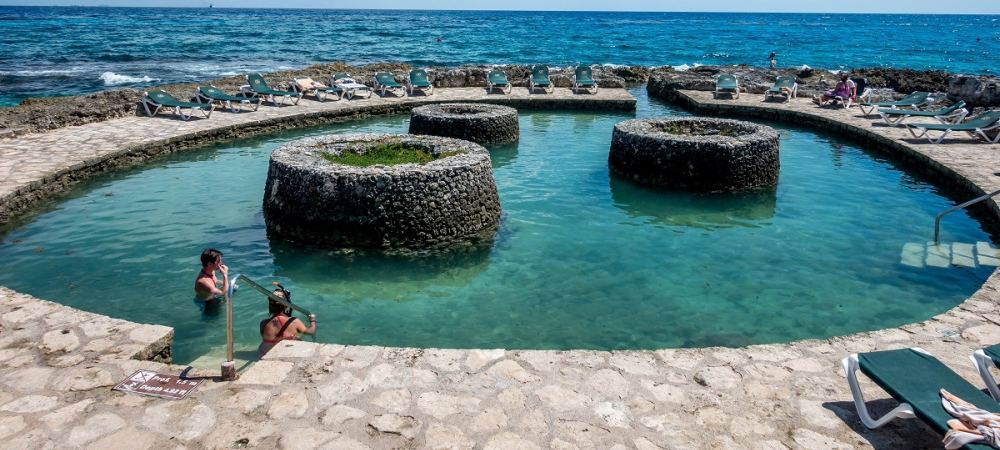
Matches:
[[209, 3, 213, 8]]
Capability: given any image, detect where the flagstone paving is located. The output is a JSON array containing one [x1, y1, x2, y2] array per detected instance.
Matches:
[[1, 88, 1000, 449]]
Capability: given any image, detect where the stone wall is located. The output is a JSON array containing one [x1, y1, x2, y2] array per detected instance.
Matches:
[[263, 134, 501, 250], [609, 118, 780, 192], [409, 103, 519, 145]]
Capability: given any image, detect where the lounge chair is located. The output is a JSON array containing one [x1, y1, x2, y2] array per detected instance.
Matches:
[[331, 73, 373, 100], [374, 72, 405, 97], [141, 90, 214, 120], [859, 91, 931, 115], [714, 74, 740, 99], [879, 101, 968, 126], [244, 73, 301, 106], [906, 110, 1000, 144], [486, 69, 512, 95], [828, 77, 869, 108], [764, 76, 797, 101], [529, 65, 553, 94], [195, 85, 261, 112], [573, 65, 598, 94], [843, 347, 997, 449], [289, 77, 342, 102], [407, 69, 434, 96], [974, 344, 1000, 401]]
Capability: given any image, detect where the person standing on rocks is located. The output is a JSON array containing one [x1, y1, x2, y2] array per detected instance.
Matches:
[[768, 52, 778, 70], [193, 248, 228, 314]]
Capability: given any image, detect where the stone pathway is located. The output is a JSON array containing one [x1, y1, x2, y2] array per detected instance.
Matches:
[[0, 87, 635, 222], [2, 88, 1000, 449]]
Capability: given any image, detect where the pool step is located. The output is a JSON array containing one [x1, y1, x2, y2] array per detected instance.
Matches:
[[184, 345, 257, 371], [901, 241, 1000, 269]]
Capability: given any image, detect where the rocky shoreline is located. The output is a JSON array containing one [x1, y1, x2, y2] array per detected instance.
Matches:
[[0, 62, 997, 136]]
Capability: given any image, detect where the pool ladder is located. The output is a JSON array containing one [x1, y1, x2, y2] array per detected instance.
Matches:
[[934, 188, 1000, 243]]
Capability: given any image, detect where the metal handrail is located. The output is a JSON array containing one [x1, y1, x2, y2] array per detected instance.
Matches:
[[934, 188, 1000, 243], [219, 274, 314, 381]]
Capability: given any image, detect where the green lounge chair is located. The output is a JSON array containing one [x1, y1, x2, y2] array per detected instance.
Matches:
[[141, 89, 214, 120], [407, 69, 434, 96], [195, 85, 261, 112], [714, 74, 740, 99], [244, 73, 301, 106], [974, 344, 1000, 401], [487, 69, 511, 95], [843, 348, 996, 449], [906, 110, 1000, 144], [859, 91, 931, 115], [330, 73, 373, 100], [764, 76, 797, 101], [879, 101, 968, 126], [529, 65, 553, 94], [289, 77, 343, 102], [573, 65, 598, 94], [374, 72, 405, 97]]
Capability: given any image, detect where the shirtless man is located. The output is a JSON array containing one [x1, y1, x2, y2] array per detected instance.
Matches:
[[194, 248, 228, 313]]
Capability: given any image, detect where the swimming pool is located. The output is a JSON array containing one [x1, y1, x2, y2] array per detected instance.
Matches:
[[0, 89, 993, 363]]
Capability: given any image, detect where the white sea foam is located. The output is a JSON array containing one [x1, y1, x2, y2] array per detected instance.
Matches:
[[0, 68, 85, 76], [672, 63, 703, 72], [99, 72, 157, 85]]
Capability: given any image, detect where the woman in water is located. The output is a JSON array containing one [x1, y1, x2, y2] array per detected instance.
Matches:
[[258, 291, 316, 357], [193, 248, 228, 313]]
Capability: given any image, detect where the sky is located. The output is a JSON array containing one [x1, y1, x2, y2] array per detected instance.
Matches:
[[1, 0, 999, 14]]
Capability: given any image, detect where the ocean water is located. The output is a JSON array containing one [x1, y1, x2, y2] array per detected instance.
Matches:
[[0, 89, 992, 363], [0, 6, 998, 106]]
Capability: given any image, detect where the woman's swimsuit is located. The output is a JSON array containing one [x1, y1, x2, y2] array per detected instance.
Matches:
[[258, 315, 299, 357]]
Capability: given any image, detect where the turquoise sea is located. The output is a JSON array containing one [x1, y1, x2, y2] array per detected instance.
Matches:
[[1, 7, 998, 105], [0, 89, 992, 363]]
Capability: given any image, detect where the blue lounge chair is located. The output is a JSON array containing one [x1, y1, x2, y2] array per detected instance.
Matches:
[[374, 72, 405, 97], [407, 69, 434, 96], [487, 69, 512, 95], [244, 73, 301, 106], [195, 85, 261, 112], [859, 91, 931, 115], [529, 65, 553, 94], [843, 348, 996, 449], [573, 65, 598, 94], [714, 74, 740, 99], [906, 110, 1000, 144], [764, 76, 797, 101], [879, 101, 968, 126], [141, 90, 214, 120]]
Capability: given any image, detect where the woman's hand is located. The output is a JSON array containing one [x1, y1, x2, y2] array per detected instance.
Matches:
[[219, 264, 229, 277]]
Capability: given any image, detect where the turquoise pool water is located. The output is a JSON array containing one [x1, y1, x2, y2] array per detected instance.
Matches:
[[0, 90, 994, 363]]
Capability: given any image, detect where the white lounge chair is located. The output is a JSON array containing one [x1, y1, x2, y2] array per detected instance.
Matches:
[[331, 73, 373, 100]]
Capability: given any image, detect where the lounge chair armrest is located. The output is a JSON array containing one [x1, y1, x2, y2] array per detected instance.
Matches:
[[842, 353, 916, 429]]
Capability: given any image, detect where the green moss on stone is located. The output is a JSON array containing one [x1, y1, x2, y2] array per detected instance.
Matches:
[[322, 142, 459, 167]]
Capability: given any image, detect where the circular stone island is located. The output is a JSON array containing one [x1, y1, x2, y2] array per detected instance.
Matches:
[[609, 117, 780, 192], [409, 103, 519, 145], [263, 133, 501, 250]]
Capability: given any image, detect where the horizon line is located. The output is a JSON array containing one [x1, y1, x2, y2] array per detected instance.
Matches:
[[1, 5, 998, 15]]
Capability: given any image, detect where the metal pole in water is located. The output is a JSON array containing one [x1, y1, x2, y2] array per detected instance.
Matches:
[[221, 279, 237, 381]]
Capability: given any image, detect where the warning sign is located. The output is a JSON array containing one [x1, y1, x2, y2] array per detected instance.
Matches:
[[113, 370, 203, 400]]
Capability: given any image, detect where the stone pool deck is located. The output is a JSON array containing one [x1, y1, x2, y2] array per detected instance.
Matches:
[[2, 87, 1000, 449]]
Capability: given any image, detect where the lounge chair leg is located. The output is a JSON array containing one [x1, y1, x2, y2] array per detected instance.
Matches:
[[842, 354, 916, 429], [972, 350, 1000, 401]]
